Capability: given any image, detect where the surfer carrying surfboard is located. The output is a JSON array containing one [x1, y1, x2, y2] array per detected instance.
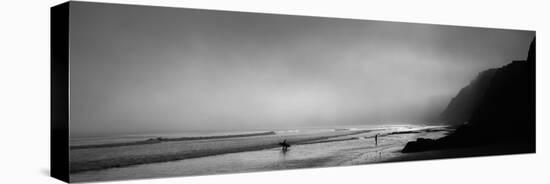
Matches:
[[279, 139, 290, 152]]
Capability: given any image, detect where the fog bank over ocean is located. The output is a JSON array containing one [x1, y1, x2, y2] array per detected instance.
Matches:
[[68, 3, 534, 137]]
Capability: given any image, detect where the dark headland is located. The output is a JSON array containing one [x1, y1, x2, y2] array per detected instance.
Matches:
[[401, 38, 536, 155]]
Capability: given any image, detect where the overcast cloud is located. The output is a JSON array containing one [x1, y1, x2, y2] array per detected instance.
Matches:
[[68, 2, 534, 137]]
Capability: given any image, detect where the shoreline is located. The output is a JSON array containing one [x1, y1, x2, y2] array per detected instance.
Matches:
[[70, 126, 455, 182], [69, 126, 451, 174], [70, 129, 379, 173]]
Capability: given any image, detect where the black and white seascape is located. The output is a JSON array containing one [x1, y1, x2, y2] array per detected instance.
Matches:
[[67, 2, 535, 182]]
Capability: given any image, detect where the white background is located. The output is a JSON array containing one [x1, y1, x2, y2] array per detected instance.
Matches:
[[0, 0, 548, 183]]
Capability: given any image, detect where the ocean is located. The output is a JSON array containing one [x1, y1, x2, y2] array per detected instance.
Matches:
[[69, 125, 448, 182]]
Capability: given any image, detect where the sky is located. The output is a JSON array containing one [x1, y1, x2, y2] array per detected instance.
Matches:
[[68, 2, 535, 137]]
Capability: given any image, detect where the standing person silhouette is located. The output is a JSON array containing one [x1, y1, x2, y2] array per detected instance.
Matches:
[[375, 134, 378, 147]]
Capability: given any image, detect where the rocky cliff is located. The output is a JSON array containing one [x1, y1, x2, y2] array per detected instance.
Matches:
[[439, 68, 497, 126], [403, 38, 535, 153]]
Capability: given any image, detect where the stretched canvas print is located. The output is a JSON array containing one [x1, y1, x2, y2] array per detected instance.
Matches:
[[51, 1, 536, 183]]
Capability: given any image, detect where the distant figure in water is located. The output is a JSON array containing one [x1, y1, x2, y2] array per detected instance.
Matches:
[[375, 134, 379, 147], [279, 139, 291, 152]]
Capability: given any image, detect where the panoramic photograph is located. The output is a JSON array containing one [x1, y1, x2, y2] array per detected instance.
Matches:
[[66, 2, 535, 182]]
